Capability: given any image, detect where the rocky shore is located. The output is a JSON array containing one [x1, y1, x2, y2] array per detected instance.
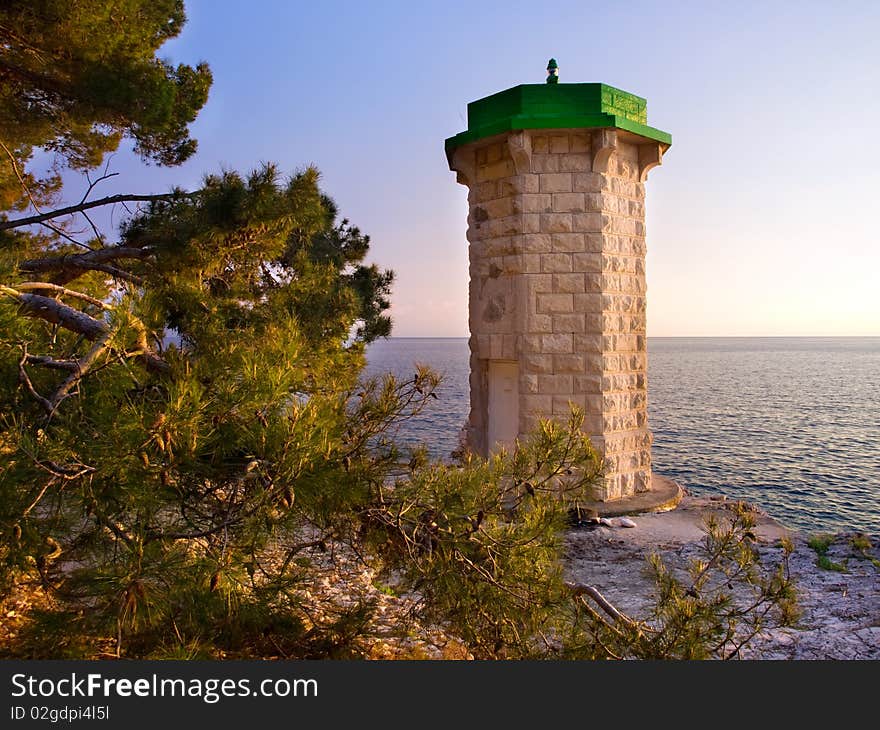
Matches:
[[3, 494, 876, 660], [305, 491, 879, 660], [564, 494, 880, 660]]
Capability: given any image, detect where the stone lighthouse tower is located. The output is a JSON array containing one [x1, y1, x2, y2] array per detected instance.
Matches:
[[446, 65, 671, 502]]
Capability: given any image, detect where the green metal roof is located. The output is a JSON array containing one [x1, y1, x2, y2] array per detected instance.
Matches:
[[445, 83, 671, 154]]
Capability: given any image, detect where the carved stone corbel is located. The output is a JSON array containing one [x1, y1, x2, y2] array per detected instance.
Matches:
[[451, 147, 475, 187], [506, 131, 532, 174], [638, 143, 665, 182], [591, 129, 617, 172]]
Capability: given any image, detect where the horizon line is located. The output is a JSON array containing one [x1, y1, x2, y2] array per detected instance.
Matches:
[[381, 334, 880, 339]]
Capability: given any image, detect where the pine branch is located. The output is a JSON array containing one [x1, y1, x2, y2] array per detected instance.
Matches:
[[13, 281, 111, 309], [24, 354, 79, 371], [17, 345, 53, 414], [1, 286, 169, 376], [2, 286, 109, 340], [0, 137, 92, 250], [565, 581, 640, 628], [19, 246, 152, 285], [47, 331, 113, 413], [0, 192, 197, 231]]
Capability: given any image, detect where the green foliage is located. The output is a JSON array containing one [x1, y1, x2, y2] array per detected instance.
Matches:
[[0, 2, 798, 661], [0, 0, 211, 209], [0, 161, 399, 657], [815, 555, 848, 573], [808, 533, 848, 572], [367, 410, 603, 659], [637, 507, 799, 658], [559, 505, 799, 660], [807, 533, 835, 555], [849, 534, 880, 570]]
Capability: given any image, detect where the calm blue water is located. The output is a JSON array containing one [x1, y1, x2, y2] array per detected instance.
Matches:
[[365, 337, 880, 535]]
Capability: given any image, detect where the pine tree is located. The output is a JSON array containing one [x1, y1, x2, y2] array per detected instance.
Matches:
[[0, 164, 405, 656], [0, 1, 797, 660], [0, 0, 211, 211]]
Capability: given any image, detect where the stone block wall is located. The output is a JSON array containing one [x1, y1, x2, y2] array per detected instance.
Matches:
[[453, 128, 663, 500]]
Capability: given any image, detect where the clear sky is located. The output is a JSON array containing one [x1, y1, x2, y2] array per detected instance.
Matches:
[[69, 0, 880, 336]]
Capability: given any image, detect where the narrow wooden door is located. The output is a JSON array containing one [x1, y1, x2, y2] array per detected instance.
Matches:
[[487, 360, 519, 453]]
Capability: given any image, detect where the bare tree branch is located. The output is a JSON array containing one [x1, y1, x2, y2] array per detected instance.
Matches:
[[566, 581, 640, 628], [0, 136, 49, 214], [1, 286, 169, 376], [0, 191, 197, 231], [18, 345, 53, 414], [24, 354, 79, 371], [0, 137, 92, 250], [2, 286, 109, 340], [21, 478, 56, 517], [78, 167, 120, 243], [80, 170, 120, 205], [19, 245, 152, 273], [38, 220, 92, 251], [47, 331, 113, 412], [19, 245, 151, 286], [13, 282, 111, 310], [66, 262, 143, 285], [81, 209, 103, 244]]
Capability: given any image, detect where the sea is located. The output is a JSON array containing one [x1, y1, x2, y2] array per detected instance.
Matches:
[[365, 337, 880, 536]]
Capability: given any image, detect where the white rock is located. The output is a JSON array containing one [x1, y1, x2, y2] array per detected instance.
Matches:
[[599, 517, 614, 527], [617, 517, 637, 528]]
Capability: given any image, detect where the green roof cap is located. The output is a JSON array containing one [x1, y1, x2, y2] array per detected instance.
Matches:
[[445, 83, 671, 154]]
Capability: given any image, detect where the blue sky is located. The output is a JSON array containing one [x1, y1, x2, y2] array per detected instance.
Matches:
[[69, 0, 880, 336]]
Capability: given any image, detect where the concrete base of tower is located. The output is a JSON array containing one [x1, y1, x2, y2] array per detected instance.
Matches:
[[575, 474, 684, 518]]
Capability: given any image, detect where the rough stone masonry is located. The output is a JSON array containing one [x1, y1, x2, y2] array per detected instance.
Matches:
[[446, 81, 671, 501]]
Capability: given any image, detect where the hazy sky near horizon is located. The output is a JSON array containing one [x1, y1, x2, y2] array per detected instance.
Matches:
[[63, 0, 880, 336]]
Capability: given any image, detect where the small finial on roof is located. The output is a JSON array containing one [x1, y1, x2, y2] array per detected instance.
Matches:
[[546, 58, 559, 84]]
